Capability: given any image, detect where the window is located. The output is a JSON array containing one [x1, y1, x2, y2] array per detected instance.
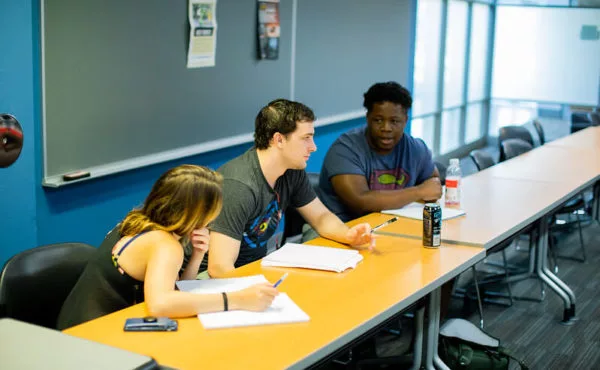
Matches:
[[441, 108, 462, 154], [411, 0, 493, 155], [489, 100, 538, 136], [412, 0, 443, 116], [410, 116, 435, 150], [466, 102, 484, 143], [442, 1, 468, 109], [468, 3, 490, 102]]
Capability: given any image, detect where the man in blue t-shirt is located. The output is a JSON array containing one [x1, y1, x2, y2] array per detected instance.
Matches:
[[319, 82, 443, 222]]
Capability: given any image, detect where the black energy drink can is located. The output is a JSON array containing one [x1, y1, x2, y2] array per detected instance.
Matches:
[[423, 203, 441, 248]]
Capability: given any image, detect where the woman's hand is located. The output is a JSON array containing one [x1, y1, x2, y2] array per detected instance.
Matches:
[[230, 283, 279, 311], [190, 227, 210, 255]]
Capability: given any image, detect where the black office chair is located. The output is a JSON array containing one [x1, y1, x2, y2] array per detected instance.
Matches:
[[500, 138, 533, 161], [589, 111, 600, 126], [570, 112, 592, 133], [0, 242, 96, 329], [469, 149, 496, 171], [498, 126, 534, 161], [283, 172, 320, 242], [532, 120, 545, 145]]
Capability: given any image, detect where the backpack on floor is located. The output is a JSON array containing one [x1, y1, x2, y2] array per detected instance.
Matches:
[[439, 318, 528, 370]]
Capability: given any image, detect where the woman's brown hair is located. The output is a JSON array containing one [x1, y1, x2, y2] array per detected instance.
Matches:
[[119, 165, 223, 238]]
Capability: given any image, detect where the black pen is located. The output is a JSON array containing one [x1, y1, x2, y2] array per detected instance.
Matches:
[[371, 217, 399, 233]]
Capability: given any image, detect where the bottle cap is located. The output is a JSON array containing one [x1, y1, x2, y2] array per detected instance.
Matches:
[[450, 158, 459, 166]]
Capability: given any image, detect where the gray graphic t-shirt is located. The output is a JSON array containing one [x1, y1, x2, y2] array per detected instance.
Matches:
[[210, 148, 316, 268]]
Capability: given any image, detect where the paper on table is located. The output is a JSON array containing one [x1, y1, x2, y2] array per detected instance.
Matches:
[[176, 275, 309, 329], [382, 202, 466, 221], [261, 243, 363, 273]]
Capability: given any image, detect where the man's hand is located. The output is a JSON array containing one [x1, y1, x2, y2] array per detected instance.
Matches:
[[346, 223, 376, 251], [418, 177, 443, 202]]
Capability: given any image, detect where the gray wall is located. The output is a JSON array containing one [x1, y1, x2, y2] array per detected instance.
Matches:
[[42, 0, 414, 184]]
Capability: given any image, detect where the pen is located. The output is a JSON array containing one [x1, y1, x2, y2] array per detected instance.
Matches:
[[371, 217, 399, 233], [273, 273, 289, 288]]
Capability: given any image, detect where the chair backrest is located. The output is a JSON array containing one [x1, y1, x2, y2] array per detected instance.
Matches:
[[498, 125, 534, 146], [500, 138, 533, 161], [283, 172, 320, 241], [589, 111, 600, 126], [434, 161, 447, 186], [0, 243, 96, 329], [498, 125, 534, 161], [469, 149, 496, 171], [531, 120, 545, 145]]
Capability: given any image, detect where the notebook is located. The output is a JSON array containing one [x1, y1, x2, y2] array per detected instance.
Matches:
[[382, 202, 466, 221], [260, 243, 363, 273], [176, 275, 309, 329]]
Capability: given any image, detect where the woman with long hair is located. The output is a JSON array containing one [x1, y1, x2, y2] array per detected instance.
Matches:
[[58, 165, 277, 329]]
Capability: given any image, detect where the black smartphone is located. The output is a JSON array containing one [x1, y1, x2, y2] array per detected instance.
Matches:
[[123, 316, 178, 332]]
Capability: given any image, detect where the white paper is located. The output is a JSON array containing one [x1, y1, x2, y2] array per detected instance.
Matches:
[[261, 243, 363, 273], [176, 275, 310, 329], [382, 202, 466, 221], [187, 0, 217, 68]]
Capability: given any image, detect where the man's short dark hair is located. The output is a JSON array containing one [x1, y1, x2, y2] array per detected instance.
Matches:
[[254, 99, 316, 149], [363, 82, 412, 114]]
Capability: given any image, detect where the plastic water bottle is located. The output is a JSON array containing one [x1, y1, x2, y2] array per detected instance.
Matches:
[[445, 158, 461, 206]]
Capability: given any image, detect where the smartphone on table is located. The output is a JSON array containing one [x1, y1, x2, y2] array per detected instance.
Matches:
[[123, 316, 178, 332]]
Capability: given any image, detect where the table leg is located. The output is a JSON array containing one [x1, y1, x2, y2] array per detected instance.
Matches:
[[425, 287, 450, 370], [535, 215, 577, 323], [593, 181, 600, 222], [409, 306, 424, 370]]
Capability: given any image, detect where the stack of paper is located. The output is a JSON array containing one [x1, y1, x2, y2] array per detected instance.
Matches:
[[261, 243, 363, 273], [176, 275, 309, 329], [382, 202, 466, 220]]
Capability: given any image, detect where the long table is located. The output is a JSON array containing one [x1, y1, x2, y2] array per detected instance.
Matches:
[[65, 233, 484, 370], [63, 127, 598, 369], [377, 126, 600, 323]]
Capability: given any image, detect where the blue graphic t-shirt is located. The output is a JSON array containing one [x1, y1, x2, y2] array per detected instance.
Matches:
[[210, 148, 316, 268], [318, 126, 435, 222]]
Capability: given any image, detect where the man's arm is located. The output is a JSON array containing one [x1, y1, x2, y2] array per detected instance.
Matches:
[[297, 197, 374, 248], [330, 169, 442, 215], [207, 231, 241, 278]]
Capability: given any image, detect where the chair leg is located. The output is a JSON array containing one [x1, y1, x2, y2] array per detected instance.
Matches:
[[576, 212, 587, 262], [501, 249, 514, 306], [471, 266, 484, 329], [548, 230, 559, 274]]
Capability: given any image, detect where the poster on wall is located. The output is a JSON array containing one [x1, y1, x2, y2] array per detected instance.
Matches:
[[257, 0, 280, 60], [187, 0, 217, 68]]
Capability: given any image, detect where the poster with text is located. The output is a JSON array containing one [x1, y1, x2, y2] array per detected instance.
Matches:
[[187, 0, 217, 68]]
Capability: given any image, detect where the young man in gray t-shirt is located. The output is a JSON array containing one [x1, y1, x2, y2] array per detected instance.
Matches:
[[208, 99, 376, 277]]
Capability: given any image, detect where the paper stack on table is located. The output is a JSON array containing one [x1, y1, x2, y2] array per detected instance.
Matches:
[[382, 202, 466, 221], [261, 243, 363, 273], [176, 275, 309, 329]]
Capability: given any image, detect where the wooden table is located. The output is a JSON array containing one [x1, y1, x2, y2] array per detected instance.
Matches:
[[65, 233, 484, 370], [546, 125, 600, 150]]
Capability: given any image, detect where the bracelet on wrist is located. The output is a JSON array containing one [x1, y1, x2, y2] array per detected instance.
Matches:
[[221, 292, 228, 311]]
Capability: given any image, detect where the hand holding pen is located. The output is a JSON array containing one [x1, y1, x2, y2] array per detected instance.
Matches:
[[273, 273, 288, 288], [347, 223, 377, 251], [353, 217, 400, 251]]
